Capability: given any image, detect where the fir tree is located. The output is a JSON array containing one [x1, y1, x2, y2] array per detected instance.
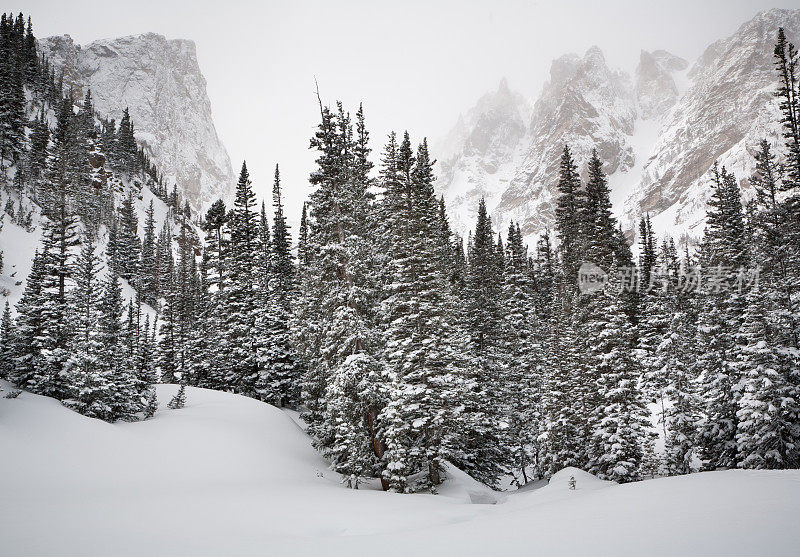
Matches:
[[62, 239, 113, 420], [736, 287, 800, 469], [255, 166, 302, 407], [588, 268, 653, 483], [218, 161, 260, 394], [554, 145, 583, 285], [203, 199, 228, 292], [581, 149, 616, 270], [140, 200, 157, 304], [696, 164, 749, 470], [295, 99, 385, 486], [0, 301, 12, 380], [9, 249, 46, 390], [378, 135, 471, 490]]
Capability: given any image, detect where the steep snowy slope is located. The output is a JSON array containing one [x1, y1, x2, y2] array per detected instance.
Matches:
[[1, 382, 798, 557], [635, 50, 688, 121], [436, 8, 799, 245], [622, 8, 800, 239], [435, 79, 531, 238], [39, 33, 234, 211]]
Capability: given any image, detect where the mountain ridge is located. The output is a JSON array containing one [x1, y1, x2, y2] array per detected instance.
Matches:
[[39, 32, 234, 212], [435, 8, 800, 246]]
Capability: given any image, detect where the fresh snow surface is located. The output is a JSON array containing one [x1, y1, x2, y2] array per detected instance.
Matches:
[[0, 213, 41, 310], [1, 382, 799, 556]]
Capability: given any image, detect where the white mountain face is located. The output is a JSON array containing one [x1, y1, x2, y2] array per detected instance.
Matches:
[[434, 78, 531, 239], [623, 8, 800, 242], [494, 46, 640, 240], [436, 8, 799, 247], [39, 33, 234, 212]]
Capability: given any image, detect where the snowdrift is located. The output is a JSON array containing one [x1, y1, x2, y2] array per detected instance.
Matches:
[[1, 382, 798, 556]]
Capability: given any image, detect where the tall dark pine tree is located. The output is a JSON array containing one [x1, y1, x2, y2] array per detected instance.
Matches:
[[554, 145, 583, 285], [460, 197, 507, 487], [378, 136, 470, 491], [255, 164, 302, 407], [10, 249, 47, 391], [297, 202, 309, 269], [638, 214, 656, 290], [294, 100, 385, 487], [37, 178, 81, 399], [735, 286, 800, 469], [140, 200, 157, 304], [502, 221, 541, 484], [0, 13, 26, 168], [581, 149, 616, 270], [218, 162, 260, 394], [62, 239, 112, 419], [116, 192, 142, 284], [0, 301, 12, 380], [696, 164, 749, 470], [203, 199, 228, 292], [116, 107, 138, 175]]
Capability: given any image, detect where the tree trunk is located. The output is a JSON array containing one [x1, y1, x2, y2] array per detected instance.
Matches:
[[367, 407, 389, 491]]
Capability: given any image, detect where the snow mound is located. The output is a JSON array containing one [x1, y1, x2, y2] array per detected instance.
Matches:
[[436, 464, 504, 504], [1, 381, 799, 556]]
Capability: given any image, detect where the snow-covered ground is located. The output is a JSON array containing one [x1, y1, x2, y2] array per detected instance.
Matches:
[[1, 381, 798, 556]]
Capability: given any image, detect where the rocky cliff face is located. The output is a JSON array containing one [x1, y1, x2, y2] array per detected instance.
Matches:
[[40, 33, 234, 211], [495, 46, 639, 239], [622, 9, 800, 240], [438, 46, 651, 240], [435, 8, 798, 245]]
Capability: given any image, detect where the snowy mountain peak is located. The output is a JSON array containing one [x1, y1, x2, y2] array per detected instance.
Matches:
[[459, 45, 637, 240], [437, 44, 643, 240], [434, 78, 531, 237], [621, 8, 800, 240], [40, 32, 235, 211], [436, 9, 800, 245]]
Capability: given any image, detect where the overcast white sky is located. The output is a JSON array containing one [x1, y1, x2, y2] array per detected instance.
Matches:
[[22, 0, 800, 223]]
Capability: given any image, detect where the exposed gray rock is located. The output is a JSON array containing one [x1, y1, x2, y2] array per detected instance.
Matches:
[[40, 33, 234, 211]]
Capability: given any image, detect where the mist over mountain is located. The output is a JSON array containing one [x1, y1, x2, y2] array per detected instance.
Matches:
[[436, 8, 800, 246]]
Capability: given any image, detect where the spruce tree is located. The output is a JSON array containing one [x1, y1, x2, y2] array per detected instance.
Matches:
[[295, 100, 385, 486], [255, 166, 302, 407], [62, 239, 113, 419], [502, 221, 541, 484], [459, 197, 507, 486], [588, 267, 653, 483], [696, 164, 749, 470], [0, 301, 12, 380], [554, 145, 583, 284], [378, 136, 471, 490], [202, 199, 228, 292], [736, 287, 800, 469], [581, 149, 616, 270], [140, 200, 157, 304], [218, 162, 260, 394], [10, 249, 46, 390]]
